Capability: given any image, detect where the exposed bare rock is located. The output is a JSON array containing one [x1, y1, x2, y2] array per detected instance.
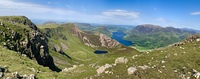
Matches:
[[83, 36, 97, 48], [99, 33, 120, 48], [29, 74, 36, 79], [192, 69, 200, 79], [184, 34, 200, 43], [0, 16, 60, 72], [60, 42, 68, 50], [115, 57, 128, 64], [0, 72, 3, 78], [62, 65, 77, 72], [137, 65, 149, 70], [96, 63, 112, 75], [64, 23, 119, 48], [0, 22, 4, 26], [127, 67, 137, 75], [53, 44, 61, 52]]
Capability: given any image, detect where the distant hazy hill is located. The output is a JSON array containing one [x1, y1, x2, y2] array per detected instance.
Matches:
[[74, 23, 135, 37], [73, 23, 95, 31], [125, 24, 195, 49], [43, 21, 57, 25], [181, 28, 200, 33], [92, 26, 112, 37]]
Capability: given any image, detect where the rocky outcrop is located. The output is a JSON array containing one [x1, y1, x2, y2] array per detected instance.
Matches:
[[99, 33, 120, 48], [62, 65, 77, 72], [64, 23, 120, 48], [184, 34, 200, 42], [192, 69, 200, 79], [127, 67, 137, 75], [96, 63, 112, 75], [115, 57, 128, 64], [0, 16, 60, 72]]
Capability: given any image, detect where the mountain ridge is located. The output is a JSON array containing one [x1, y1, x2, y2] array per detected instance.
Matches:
[[125, 24, 195, 49]]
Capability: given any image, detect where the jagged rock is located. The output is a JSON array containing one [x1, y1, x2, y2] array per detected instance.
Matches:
[[193, 69, 200, 79], [4, 66, 8, 73], [53, 44, 60, 52], [0, 72, 3, 78], [29, 74, 35, 79], [0, 22, 4, 26], [99, 33, 120, 48], [115, 57, 128, 64], [0, 16, 60, 71], [83, 36, 97, 48], [23, 74, 28, 79], [62, 65, 77, 72], [127, 67, 137, 75], [12, 72, 20, 78], [60, 42, 68, 50], [96, 63, 112, 75]]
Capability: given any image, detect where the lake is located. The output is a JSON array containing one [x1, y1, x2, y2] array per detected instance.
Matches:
[[112, 31, 133, 46], [94, 50, 108, 54]]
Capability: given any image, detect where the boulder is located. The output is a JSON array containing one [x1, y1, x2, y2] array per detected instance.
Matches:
[[127, 67, 137, 75], [62, 65, 77, 72], [0, 72, 3, 78], [12, 72, 20, 78], [96, 63, 112, 75], [29, 74, 35, 79], [115, 57, 128, 64], [193, 69, 200, 79], [0, 22, 4, 26]]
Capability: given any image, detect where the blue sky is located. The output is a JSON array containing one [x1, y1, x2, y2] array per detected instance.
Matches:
[[0, 0, 200, 30]]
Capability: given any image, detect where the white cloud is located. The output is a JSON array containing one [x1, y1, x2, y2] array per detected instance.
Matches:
[[191, 12, 200, 15], [0, 0, 141, 25], [0, 0, 76, 20], [102, 9, 140, 18]]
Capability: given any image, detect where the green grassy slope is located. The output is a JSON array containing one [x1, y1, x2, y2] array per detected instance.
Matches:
[[94, 35, 200, 79], [0, 47, 60, 78], [38, 23, 140, 78], [92, 26, 112, 37]]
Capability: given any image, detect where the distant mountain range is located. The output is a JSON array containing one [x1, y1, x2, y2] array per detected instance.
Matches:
[[74, 23, 197, 49], [125, 24, 195, 49], [181, 28, 200, 33]]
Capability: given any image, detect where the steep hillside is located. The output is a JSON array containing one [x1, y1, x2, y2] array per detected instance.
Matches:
[[125, 24, 195, 49], [74, 23, 135, 37], [39, 22, 140, 79], [93, 34, 200, 79], [0, 47, 60, 79], [0, 16, 60, 71]]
